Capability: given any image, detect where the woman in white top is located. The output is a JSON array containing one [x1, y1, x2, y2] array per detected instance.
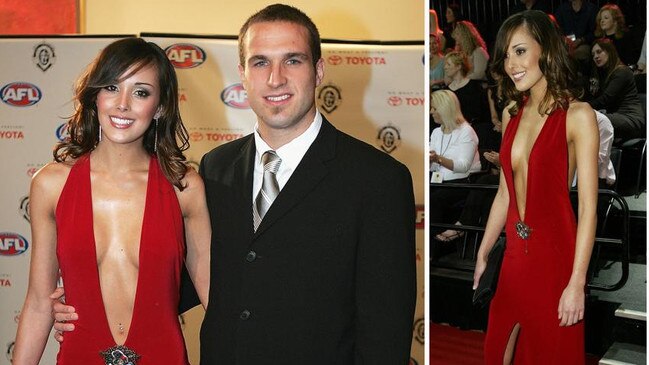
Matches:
[[452, 20, 490, 80], [430, 89, 481, 242]]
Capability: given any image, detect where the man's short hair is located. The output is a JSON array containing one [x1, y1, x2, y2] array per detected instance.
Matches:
[[238, 3, 322, 68]]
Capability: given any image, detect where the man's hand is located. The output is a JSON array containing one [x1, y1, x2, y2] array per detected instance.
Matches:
[[49, 287, 77, 342]]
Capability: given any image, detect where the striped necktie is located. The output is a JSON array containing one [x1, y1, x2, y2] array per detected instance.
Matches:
[[253, 150, 281, 231]]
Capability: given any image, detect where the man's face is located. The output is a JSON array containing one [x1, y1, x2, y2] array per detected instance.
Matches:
[[239, 21, 324, 144]]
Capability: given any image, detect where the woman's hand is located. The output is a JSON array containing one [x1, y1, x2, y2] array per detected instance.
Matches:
[[483, 151, 501, 168], [558, 282, 585, 326], [430, 150, 439, 163], [472, 256, 487, 290], [491, 118, 502, 132]]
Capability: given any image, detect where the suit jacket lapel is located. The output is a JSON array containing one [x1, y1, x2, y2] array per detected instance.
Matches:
[[232, 136, 256, 234], [253, 118, 337, 237]]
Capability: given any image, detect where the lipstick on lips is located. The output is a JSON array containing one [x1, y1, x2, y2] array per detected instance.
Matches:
[[110, 116, 134, 129]]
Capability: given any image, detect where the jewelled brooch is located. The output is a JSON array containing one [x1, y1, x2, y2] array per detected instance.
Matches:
[[100, 345, 140, 365], [515, 221, 531, 240]]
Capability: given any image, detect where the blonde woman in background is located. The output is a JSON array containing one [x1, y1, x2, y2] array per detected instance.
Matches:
[[452, 20, 490, 80], [429, 90, 481, 242]]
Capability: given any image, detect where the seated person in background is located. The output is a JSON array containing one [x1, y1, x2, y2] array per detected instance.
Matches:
[[589, 38, 645, 141], [443, 3, 463, 52], [430, 32, 446, 91], [429, 90, 482, 234], [452, 20, 489, 81], [554, 0, 597, 64], [430, 9, 447, 52], [436, 151, 500, 242], [594, 4, 639, 66], [594, 110, 616, 187], [511, 0, 551, 14], [443, 52, 497, 154]]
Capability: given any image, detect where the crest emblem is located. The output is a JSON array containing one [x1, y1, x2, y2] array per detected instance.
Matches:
[[317, 84, 342, 114], [33, 43, 56, 72]]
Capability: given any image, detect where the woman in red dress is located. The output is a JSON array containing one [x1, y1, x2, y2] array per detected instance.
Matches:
[[473, 10, 599, 364], [13, 38, 211, 364]]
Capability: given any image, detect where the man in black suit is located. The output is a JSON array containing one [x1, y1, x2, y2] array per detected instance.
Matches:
[[54, 4, 416, 364]]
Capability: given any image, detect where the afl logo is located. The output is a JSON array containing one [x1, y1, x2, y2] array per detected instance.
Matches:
[[1, 82, 42, 107], [33, 43, 56, 72], [377, 125, 401, 154], [0, 232, 29, 256], [387, 96, 402, 106], [165, 44, 206, 68], [221, 83, 249, 109], [317, 84, 342, 114], [56, 123, 69, 141], [327, 55, 343, 65]]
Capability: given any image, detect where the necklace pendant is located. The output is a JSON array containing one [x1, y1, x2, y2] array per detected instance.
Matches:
[[100, 345, 140, 365], [515, 221, 531, 240]]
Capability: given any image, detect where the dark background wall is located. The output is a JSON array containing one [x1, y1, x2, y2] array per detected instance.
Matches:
[[431, 0, 646, 54]]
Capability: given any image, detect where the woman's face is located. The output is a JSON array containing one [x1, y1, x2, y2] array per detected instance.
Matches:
[[443, 58, 461, 78], [504, 26, 546, 93], [591, 44, 609, 68], [599, 10, 616, 33], [95, 64, 161, 147], [446, 8, 456, 23]]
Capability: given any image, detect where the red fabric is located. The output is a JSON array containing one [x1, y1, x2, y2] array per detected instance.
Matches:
[[431, 323, 599, 364], [0, 0, 77, 34], [55, 155, 188, 364], [430, 323, 485, 364], [486, 104, 584, 364]]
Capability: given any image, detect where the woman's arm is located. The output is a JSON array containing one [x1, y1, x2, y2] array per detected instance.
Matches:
[[487, 88, 502, 131], [437, 124, 478, 172], [559, 102, 599, 326], [588, 67, 633, 110], [13, 165, 66, 364], [177, 168, 211, 309], [473, 105, 513, 289]]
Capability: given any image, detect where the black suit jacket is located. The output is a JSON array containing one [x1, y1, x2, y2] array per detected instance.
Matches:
[[183, 117, 416, 364]]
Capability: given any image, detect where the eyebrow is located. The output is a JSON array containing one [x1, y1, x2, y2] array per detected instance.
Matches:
[[286, 52, 309, 60], [510, 42, 527, 48], [247, 52, 310, 64], [134, 82, 155, 87]]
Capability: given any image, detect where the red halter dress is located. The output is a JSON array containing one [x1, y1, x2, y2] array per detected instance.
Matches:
[[485, 104, 585, 364], [55, 155, 189, 364]]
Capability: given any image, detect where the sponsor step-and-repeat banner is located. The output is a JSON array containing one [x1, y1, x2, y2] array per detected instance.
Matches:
[[0, 35, 424, 364]]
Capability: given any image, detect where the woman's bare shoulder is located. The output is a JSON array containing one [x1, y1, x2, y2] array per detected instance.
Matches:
[[31, 160, 76, 195], [174, 166, 207, 217], [566, 101, 596, 126], [566, 102, 598, 141]]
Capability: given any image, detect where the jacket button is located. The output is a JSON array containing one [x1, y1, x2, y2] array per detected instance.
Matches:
[[240, 310, 251, 320], [245, 250, 257, 262]]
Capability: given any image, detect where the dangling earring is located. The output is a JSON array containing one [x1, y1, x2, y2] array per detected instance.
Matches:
[[154, 118, 158, 153], [98, 125, 102, 142]]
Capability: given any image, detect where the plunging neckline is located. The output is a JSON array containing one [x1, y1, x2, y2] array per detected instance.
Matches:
[[509, 104, 553, 223], [88, 156, 153, 347]]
